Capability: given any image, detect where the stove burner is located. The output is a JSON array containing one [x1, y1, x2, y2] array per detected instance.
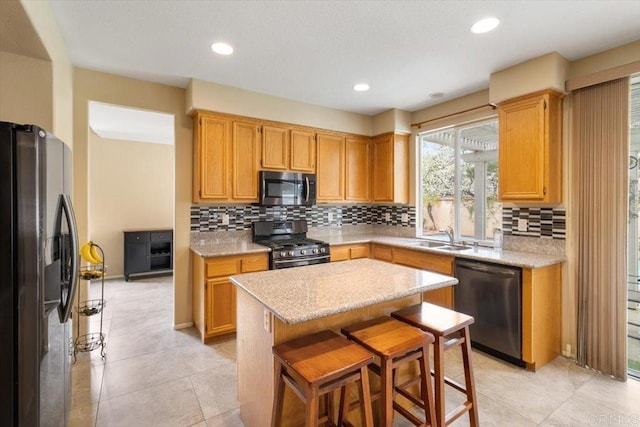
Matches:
[[252, 220, 330, 269]]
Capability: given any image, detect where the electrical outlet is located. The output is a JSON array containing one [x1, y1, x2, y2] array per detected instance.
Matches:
[[401, 213, 409, 223], [263, 308, 271, 332], [328, 212, 334, 221], [517, 218, 528, 231], [384, 213, 391, 222], [221, 213, 230, 225]]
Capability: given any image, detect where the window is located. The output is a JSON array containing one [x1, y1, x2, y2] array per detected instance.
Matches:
[[417, 119, 501, 243]]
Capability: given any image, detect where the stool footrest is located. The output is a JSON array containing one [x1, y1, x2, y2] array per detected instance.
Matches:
[[443, 336, 465, 351], [445, 402, 474, 426], [429, 369, 468, 395], [393, 401, 424, 426]]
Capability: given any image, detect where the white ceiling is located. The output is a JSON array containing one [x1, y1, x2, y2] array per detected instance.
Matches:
[[49, 0, 640, 116], [89, 102, 174, 144]]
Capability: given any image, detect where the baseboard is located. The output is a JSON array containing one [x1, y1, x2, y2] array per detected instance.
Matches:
[[174, 322, 193, 330]]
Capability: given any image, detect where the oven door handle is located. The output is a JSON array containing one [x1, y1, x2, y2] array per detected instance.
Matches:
[[273, 255, 330, 266]]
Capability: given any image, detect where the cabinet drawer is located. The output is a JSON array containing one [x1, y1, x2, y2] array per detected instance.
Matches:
[[393, 248, 453, 275], [372, 244, 393, 262], [206, 259, 239, 278], [241, 255, 268, 273], [151, 231, 173, 242], [125, 232, 149, 243], [350, 244, 370, 259], [330, 246, 351, 262]]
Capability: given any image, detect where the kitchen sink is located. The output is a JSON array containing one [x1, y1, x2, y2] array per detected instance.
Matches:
[[411, 240, 448, 248], [436, 245, 469, 252]]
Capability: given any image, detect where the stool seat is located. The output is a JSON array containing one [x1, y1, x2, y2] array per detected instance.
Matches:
[[342, 317, 437, 427], [392, 302, 479, 427], [273, 330, 374, 386], [341, 316, 432, 358], [391, 302, 474, 336], [272, 330, 374, 426]]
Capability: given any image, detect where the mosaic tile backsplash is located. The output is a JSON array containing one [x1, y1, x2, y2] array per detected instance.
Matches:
[[502, 207, 566, 240], [190, 205, 416, 232]]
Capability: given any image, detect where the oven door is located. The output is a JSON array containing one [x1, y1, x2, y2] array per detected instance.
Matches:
[[260, 171, 304, 206]]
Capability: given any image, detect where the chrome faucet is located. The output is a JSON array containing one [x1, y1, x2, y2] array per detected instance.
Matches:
[[440, 226, 454, 245]]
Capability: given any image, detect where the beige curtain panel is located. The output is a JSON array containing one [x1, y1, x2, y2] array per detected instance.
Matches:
[[572, 77, 629, 380]]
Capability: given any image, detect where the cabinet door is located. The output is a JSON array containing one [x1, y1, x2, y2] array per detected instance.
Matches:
[[261, 125, 289, 170], [197, 114, 231, 200], [290, 130, 316, 172], [316, 133, 345, 201], [232, 120, 260, 201], [372, 134, 394, 202], [206, 278, 236, 336], [125, 242, 150, 276], [498, 95, 546, 201], [345, 137, 370, 202]]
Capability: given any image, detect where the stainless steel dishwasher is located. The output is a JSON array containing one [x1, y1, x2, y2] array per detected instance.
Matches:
[[454, 259, 524, 367]]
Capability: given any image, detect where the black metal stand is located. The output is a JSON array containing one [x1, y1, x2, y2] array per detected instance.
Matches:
[[74, 244, 107, 361]]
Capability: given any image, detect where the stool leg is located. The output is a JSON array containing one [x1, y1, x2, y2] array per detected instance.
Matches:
[[271, 362, 285, 427], [419, 344, 437, 427], [306, 385, 320, 427], [433, 335, 446, 427], [380, 357, 394, 427], [461, 326, 479, 427], [359, 366, 374, 427], [338, 383, 350, 425]]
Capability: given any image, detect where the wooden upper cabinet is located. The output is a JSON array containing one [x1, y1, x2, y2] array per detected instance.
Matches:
[[290, 129, 316, 172], [261, 125, 289, 170], [345, 136, 370, 202], [232, 120, 260, 201], [316, 133, 345, 201], [372, 133, 409, 203], [498, 89, 562, 203], [193, 112, 231, 201]]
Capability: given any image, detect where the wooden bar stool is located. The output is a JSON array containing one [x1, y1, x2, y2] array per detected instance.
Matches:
[[392, 302, 479, 427], [271, 330, 375, 427], [341, 317, 437, 427]]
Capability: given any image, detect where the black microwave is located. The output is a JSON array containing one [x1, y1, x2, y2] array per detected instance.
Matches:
[[259, 171, 316, 206]]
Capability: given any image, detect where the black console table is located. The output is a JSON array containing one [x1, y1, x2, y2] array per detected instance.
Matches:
[[123, 229, 173, 281]]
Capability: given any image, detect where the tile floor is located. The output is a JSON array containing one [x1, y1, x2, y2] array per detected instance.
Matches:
[[70, 276, 640, 427]]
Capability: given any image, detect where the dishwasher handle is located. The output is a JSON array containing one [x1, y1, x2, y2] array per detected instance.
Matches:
[[455, 259, 520, 278]]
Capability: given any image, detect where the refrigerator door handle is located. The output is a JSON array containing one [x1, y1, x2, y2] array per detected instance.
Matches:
[[59, 194, 79, 323]]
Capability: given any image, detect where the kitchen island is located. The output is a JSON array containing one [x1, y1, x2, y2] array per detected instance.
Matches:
[[229, 258, 458, 427]]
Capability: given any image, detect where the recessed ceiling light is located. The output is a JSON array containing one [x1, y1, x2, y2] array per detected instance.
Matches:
[[353, 83, 370, 92], [211, 42, 234, 55], [471, 17, 500, 34]]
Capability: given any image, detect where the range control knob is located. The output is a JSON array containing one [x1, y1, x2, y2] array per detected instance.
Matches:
[[300, 249, 307, 255], [320, 247, 326, 253], [312, 248, 319, 254], [280, 251, 287, 257], [288, 250, 294, 256]]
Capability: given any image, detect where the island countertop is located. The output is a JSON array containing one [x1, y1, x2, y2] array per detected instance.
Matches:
[[229, 258, 458, 325]]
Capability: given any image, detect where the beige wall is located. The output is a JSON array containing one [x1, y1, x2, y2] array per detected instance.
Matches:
[[568, 39, 640, 80], [20, 0, 73, 146], [188, 78, 373, 135], [489, 52, 569, 104], [74, 68, 193, 327], [0, 51, 53, 129], [88, 131, 173, 277]]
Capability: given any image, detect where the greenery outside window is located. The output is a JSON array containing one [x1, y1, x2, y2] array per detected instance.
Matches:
[[417, 118, 501, 243]]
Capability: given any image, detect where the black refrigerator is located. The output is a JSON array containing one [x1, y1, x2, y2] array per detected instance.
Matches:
[[0, 122, 79, 426]]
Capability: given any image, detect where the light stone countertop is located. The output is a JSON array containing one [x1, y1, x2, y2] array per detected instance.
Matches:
[[191, 232, 566, 268], [229, 258, 458, 324], [191, 240, 269, 257], [313, 233, 566, 269]]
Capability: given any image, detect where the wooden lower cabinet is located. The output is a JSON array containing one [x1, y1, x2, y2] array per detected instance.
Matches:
[[330, 243, 371, 262], [371, 244, 454, 308], [193, 252, 268, 342]]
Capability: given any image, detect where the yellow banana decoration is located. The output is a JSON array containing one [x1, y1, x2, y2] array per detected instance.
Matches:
[[80, 241, 100, 264], [89, 243, 103, 264]]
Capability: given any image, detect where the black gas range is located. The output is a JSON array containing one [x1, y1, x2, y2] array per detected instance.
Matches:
[[253, 220, 330, 270]]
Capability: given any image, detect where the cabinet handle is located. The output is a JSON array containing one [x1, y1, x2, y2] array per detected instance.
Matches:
[[543, 186, 547, 195]]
